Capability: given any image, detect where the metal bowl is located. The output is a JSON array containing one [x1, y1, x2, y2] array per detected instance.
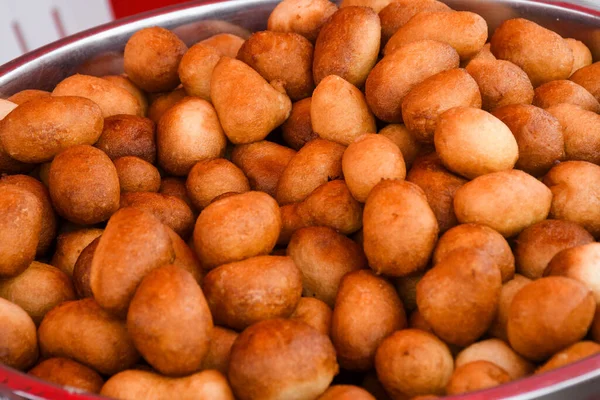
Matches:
[[1, 0, 600, 399]]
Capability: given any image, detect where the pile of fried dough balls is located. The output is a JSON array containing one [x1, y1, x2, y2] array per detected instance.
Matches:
[[3, 0, 600, 399]]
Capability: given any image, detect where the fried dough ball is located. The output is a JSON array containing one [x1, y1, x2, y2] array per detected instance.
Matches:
[[434, 107, 518, 179], [0, 174, 57, 256], [406, 153, 467, 233], [113, 156, 161, 193], [281, 98, 319, 150], [0, 297, 38, 371], [490, 18, 574, 87], [515, 220, 594, 280], [287, 226, 366, 307], [211, 57, 292, 144], [537, 341, 600, 374], [570, 62, 600, 102], [95, 114, 156, 163], [231, 141, 296, 198], [378, 124, 421, 168], [491, 104, 564, 177], [124, 27, 188, 92], [29, 358, 104, 393], [363, 180, 438, 277], [0, 185, 42, 278], [186, 159, 250, 210], [379, 0, 451, 45], [446, 361, 511, 395], [465, 59, 534, 111], [237, 31, 315, 101], [402, 69, 482, 143], [545, 243, 600, 303], [311, 75, 376, 145], [0, 262, 76, 325], [51, 229, 103, 277], [157, 97, 227, 176], [546, 103, 600, 165], [455, 339, 534, 380], [193, 191, 281, 269], [507, 276, 595, 361], [313, 6, 381, 87], [417, 248, 502, 346], [543, 161, 600, 238], [434, 223, 515, 283], [267, 0, 338, 42], [342, 134, 406, 202], [375, 329, 453, 397], [332, 270, 406, 370], [49, 145, 120, 225], [454, 169, 552, 237], [565, 38, 593, 76], [228, 318, 338, 400], [488, 275, 532, 341], [385, 11, 487, 61], [366, 40, 459, 123]]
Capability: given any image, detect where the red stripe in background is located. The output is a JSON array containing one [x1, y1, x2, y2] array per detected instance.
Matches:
[[109, 0, 194, 19]]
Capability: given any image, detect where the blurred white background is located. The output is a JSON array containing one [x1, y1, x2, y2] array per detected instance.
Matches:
[[0, 0, 113, 65]]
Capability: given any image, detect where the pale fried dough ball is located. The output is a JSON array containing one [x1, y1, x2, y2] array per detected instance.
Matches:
[[454, 169, 552, 237], [342, 134, 406, 202], [267, 0, 338, 43], [434, 107, 518, 179], [157, 97, 227, 176], [455, 339, 534, 380], [311, 75, 376, 146], [565, 39, 593, 76]]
